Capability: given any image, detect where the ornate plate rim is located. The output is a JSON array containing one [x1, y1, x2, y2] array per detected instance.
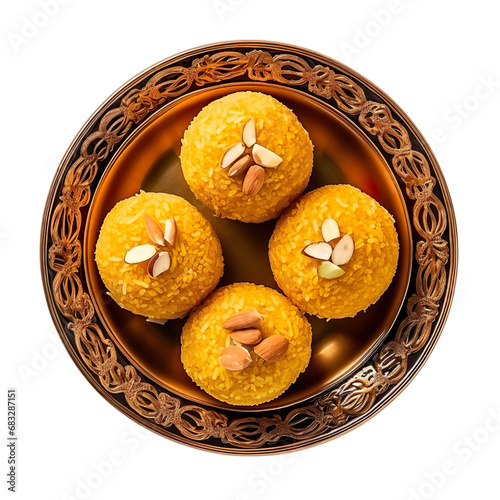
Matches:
[[40, 40, 458, 455]]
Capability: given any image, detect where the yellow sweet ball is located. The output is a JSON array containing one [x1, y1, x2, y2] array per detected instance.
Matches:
[[269, 185, 399, 319], [180, 91, 314, 223], [181, 283, 312, 406], [95, 191, 223, 320]]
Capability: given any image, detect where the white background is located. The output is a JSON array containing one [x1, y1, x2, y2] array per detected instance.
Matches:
[[2, 0, 499, 499]]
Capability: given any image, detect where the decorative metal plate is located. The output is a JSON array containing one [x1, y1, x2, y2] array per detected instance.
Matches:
[[40, 41, 457, 455]]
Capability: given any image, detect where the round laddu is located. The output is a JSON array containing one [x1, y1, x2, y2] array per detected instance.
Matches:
[[180, 91, 314, 223], [269, 185, 399, 319], [95, 192, 223, 320], [181, 283, 312, 406]]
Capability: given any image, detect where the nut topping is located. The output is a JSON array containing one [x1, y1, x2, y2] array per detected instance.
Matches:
[[321, 217, 341, 243], [251, 144, 283, 169], [147, 252, 159, 276], [222, 311, 263, 330], [219, 346, 252, 371], [148, 251, 171, 278], [302, 217, 355, 279], [124, 244, 156, 264], [242, 118, 257, 147], [254, 335, 289, 362], [123, 214, 177, 279], [302, 242, 332, 261], [242, 165, 265, 195], [228, 155, 253, 177], [144, 214, 165, 246], [318, 261, 345, 280], [146, 318, 168, 325], [230, 328, 263, 345], [221, 142, 245, 169], [220, 310, 292, 368], [331, 234, 355, 266], [220, 115, 283, 195], [164, 218, 176, 246]]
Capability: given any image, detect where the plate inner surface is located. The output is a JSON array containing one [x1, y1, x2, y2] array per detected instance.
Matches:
[[84, 83, 412, 411]]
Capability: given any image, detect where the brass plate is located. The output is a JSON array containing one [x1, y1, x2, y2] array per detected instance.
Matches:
[[40, 41, 457, 454]]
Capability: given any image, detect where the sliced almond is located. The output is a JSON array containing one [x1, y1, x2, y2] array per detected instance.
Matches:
[[242, 117, 257, 147], [219, 346, 252, 371], [228, 155, 253, 177], [148, 251, 171, 277], [147, 253, 159, 276], [230, 328, 263, 345], [124, 244, 156, 264], [221, 142, 245, 169], [146, 318, 168, 325], [302, 242, 332, 261], [331, 234, 355, 266], [254, 335, 289, 362], [318, 261, 345, 279], [164, 218, 176, 246], [251, 144, 283, 169], [144, 214, 165, 246], [222, 311, 263, 330], [321, 217, 341, 242], [242, 165, 265, 195]]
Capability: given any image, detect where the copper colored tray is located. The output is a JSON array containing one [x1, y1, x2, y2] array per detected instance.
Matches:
[[40, 41, 457, 455]]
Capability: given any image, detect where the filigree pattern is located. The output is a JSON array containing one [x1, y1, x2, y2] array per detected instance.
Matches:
[[45, 47, 452, 452]]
